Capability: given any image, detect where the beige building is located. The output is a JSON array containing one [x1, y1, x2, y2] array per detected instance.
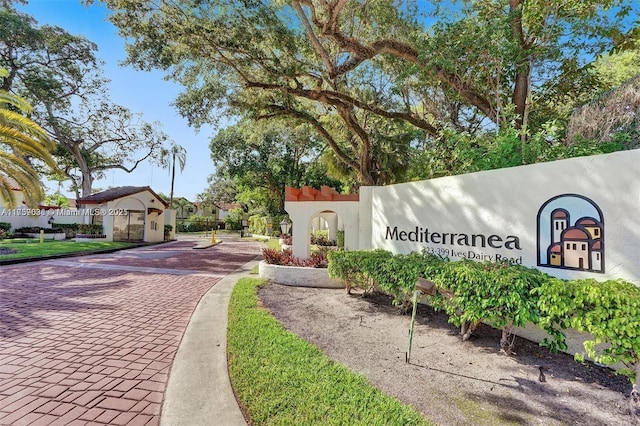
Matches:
[[77, 186, 170, 243]]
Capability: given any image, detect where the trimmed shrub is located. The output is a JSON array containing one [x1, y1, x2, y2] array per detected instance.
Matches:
[[430, 260, 547, 352], [326, 247, 640, 399], [249, 215, 267, 235], [52, 223, 79, 231], [328, 249, 394, 294], [77, 224, 103, 235], [336, 230, 345, 249], [536, 278, 640, 376], [52, 223, 79, 238], [310, 233, 336, 247], [15, 226, 64, 234]]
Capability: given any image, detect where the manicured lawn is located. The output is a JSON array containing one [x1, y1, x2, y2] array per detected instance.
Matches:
[[264, 237, 281, 250], [227, 277, 432, 426], [0, 239, 134, 260]]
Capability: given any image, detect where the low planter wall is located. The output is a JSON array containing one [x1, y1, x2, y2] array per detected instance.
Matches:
[[25, 232, 66, 241], [258, 260, 344, 289], [75, 234, 107, 242]]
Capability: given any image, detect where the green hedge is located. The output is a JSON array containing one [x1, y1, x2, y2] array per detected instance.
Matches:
[[52, 223, 79, 231], [248, 214, 286, 236], [535, 278, 640, 378], [15, 226, 64, 234], [328, 249, 640, 380], [77, 224, 103, 235], [52, 223, 80, 237], [176, 221, 212, 232], [0, 222, 11, 232]]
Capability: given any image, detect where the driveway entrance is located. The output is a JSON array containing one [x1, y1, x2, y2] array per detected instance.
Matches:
[[0, 237, 261, 425]]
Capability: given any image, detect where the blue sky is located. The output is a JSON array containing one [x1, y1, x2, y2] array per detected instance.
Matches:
[[17, 0, 217, 202]]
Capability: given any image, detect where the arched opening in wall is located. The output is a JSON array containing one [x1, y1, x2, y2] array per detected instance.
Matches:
[[307, 209, 343, 256], [114, 198, 146, 242]]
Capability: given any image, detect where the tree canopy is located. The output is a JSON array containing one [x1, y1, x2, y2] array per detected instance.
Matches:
[[208, 118, 341, 214], [0, 6, 171, 197], [100, 0, 637, 188]]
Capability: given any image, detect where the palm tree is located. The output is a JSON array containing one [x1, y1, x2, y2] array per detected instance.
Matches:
[[171, 197, 191, 220], [0, 68, 58, 208], [161, 142, 187, 206]]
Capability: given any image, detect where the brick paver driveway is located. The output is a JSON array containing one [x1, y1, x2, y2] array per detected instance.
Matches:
[[0, 238, 261, 426]]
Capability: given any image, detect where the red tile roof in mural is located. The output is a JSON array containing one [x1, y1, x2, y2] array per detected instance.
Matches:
[[285, 186, 359, 202], [563, 228, 589, 240]]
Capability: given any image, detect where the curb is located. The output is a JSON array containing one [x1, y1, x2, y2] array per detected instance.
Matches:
[[0, 240, 171, 266], [160, 258, 260, 426], [192, 241, 223, 250]]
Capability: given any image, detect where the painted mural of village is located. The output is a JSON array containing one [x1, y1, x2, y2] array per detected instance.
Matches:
[[537, 195, 604, 273]]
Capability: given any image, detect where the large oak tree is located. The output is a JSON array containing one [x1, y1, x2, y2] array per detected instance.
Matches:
[[101, 0, 636, 185], [0, 6, 170, 197], [209, 118, 342, 213]]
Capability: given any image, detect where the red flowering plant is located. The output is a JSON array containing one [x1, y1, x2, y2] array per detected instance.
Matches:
[[262, 247, 328, 268], [262, 248, 294, 265]]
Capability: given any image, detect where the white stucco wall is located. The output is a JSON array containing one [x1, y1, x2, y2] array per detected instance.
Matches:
[[285, 201, 360, 259], [0, 205, 83, 230], [112, 194, 166, 243], [165, 209, 176, 240], [258, 261, 344, 288], [358, 187, 374, 250], [368, 150, 639, 284], [0, 188, 169, 242]]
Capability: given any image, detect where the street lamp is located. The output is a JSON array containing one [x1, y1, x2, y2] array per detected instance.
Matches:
[[280, 217, 292, 236]]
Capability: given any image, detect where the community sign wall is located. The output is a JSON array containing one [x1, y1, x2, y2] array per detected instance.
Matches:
[[363, 149, 640, 284]]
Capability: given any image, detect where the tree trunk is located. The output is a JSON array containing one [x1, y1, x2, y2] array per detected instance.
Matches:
[[500, 324, 515, 354], [71, 144, 94, 197], [509, 0, 531, 132], [278, 186, 285, 214], [81, 174, 93, 198], [461, 321, 478, 341], [169, 152, 176, 207], [512, 63, 530, 130]]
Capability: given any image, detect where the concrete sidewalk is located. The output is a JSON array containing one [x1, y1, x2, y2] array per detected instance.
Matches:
[[160, 259, 259, 426]]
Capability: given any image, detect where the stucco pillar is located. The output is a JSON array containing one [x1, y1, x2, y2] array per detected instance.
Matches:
[[165, 209, 176, 239], [358, 187, 373, 250], [324, 212, 338, 241], [291, 218, 310, 259], [103, 203, 114, 242]]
